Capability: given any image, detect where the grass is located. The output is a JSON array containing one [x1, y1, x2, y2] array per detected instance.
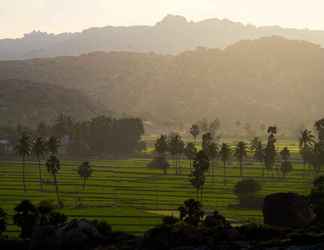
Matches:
[[0, 146, 317, 236]]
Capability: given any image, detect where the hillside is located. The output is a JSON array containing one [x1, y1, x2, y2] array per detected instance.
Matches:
[[1, 37, 324, 131], [0, 79, 106, 127], [1, 15, 324, 60]]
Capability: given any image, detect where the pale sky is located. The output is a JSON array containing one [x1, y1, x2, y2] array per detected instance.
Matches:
[[1, 0, 324, 39]]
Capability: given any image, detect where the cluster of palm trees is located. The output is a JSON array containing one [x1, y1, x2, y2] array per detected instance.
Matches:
[[15, 133, 60, 193], [15, 132, 92, 207]]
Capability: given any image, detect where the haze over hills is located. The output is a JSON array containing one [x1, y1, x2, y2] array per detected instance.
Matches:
[[1, 36, 324, 132], [0, 79, 107, 127], [2, 15, 324, 60]]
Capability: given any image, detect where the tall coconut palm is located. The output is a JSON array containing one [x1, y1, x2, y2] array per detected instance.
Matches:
[[15, 132, 31, 193], [32, 137, 47, 191], [219, 143, 231, 186], [299, 129, 315, 172], [46, 155, 61, 207], [47, 136, 60, 156], [78, 161, 92, 190], [234, 141, 248, 177]]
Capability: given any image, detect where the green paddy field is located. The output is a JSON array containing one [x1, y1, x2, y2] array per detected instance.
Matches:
[[0, 141, 318, 236]]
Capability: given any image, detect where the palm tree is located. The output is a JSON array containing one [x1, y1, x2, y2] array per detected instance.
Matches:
[[184, 143, 197, 169], [15, 132, 31, 193], [46, 155, 62, 207], [78, 161, 92, 190], [299, 129, 315, 172], [190, 124, 200, 144], [32, 137, 47, 191], [47, 136, 60, 155], [219, 143, 231, 186], [234, 141, 248, 177]]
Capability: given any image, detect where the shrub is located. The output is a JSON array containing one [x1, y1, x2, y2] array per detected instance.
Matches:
[[233, 179, 262, 208], [0, 208, 7, 236], [13, 200, 38, 239]]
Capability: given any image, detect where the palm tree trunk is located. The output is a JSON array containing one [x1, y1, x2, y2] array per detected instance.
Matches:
[[240, 161, 243, 177], [54, 174, 61, 206], [83, 178, 86, 191], [223, 162, 227, 186], [38, 157, 43, 191], [22, 156, 26, 193]]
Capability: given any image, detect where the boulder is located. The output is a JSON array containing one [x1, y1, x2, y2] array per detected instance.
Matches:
[[30, 219, 103, 250], [263, 193, 315, 228]]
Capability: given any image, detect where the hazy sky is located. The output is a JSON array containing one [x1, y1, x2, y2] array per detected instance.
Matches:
[[1, 0, 324, 39]]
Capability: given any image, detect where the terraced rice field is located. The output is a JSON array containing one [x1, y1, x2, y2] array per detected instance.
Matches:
[[0, 148, 317, 236]]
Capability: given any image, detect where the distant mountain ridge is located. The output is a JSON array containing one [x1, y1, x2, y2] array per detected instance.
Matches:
[[0, 36, 324, 131], [1, 15, 324, 60]]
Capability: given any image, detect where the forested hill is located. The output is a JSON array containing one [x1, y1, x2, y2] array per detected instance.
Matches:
[[0, 79, 107, 127], [1, 37, 324, 130], [1, 15, 324, 60]]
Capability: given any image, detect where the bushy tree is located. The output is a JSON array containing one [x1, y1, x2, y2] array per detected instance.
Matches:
[[234, 179, 262, 208], [280, 147, 293, 177], [168, 133, 185, 175], [264, 126, 277, 177], [47, 136, 60, 155], [178, 199, 204, 226], [190, 151, 209, 201], [309, 176, 324, 223], [147, 155, 170, 175], [299, 129, 315, 172]]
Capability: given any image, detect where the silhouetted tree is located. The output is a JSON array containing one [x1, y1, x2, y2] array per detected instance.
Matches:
[[13, 200, 38, 239], [184, 142, 197, 169], [250, 137, 264, 163], [168, 134, 185, 175], [264, 126, 277, 177], [178, 199, 204, 226], [190, 124, 200, 144], [299, 129, 315, 172], [234, 141, 248, 177], [46, 155, 62, 207], [155, 135, 168, 156], [47, 136, 60, 155], [32, 137, 47, 191], [15, 132, 31, 193], [280, 147, 293, 178], [78, 161, 92, 191], [190, 151, 209, 201], [219, 143, 231, 186]]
